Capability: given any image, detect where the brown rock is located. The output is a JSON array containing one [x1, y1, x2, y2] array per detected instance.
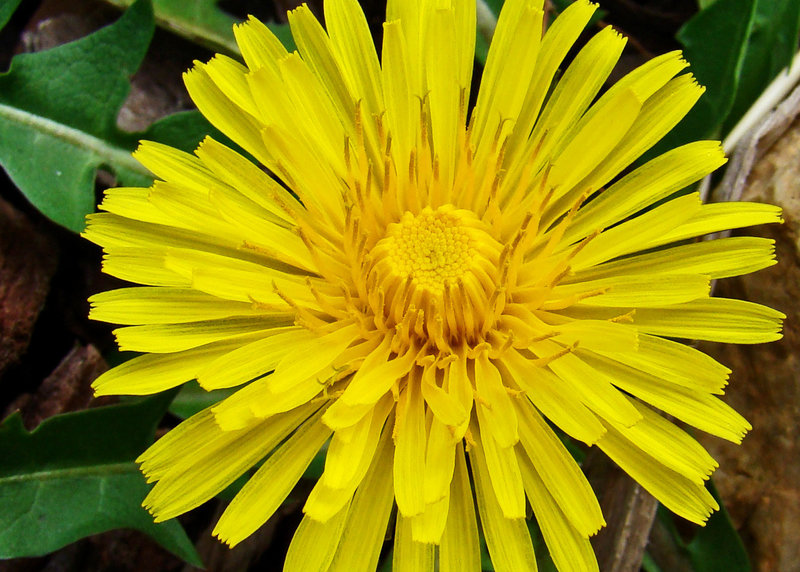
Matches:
[[9, 343, 110, 430], [0, 197, 58, 379], [699, 95, 800, 571]]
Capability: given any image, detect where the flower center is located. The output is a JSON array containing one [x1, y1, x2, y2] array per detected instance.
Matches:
[[386, 206, 473, 292], [369, 205, 503, 349]]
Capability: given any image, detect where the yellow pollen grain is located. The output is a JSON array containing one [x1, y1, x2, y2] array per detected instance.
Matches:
[[369, 205, 504, 349], [387, 207, 473, 293]]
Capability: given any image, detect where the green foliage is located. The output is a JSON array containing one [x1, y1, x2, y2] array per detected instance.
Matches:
[[104, 0, 294, 54], [0, 0, 227, 232], [0, 0, 22, 30], [722, 0, 800, 133], [672, 0, 758, 144], [0, 391, 202, 566], [660, 0, 800, 150], [0, 0, 153, 231]]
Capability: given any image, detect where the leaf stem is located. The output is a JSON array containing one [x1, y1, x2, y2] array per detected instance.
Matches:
[[0, 102, 150, 178], [0, 462, 139, 484], [724, 48, 800, 154]]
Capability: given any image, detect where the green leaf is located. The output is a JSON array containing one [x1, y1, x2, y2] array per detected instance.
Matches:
[[104, 0, 295, 54], [661, 0, 757, 147], [0, 0, 224, 233], [0, 391, 202, 566], [722, 0, 800, 133], [0, 0, 154, 232], [0, 0, 22, 30]]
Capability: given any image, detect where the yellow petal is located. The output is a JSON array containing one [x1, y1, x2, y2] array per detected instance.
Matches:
[[97, 186, 173, 226], [324, 0, 383, 118], [515, 399, 605, 536], [582, 72, 704, 192], [500, 349, 606, 445], [532, 339, 642, 427], [410, 493, 450, 544], [629, 298, 785, 344], [423, 416, 457, 504], [288, 4, 356, 133], [526, 26, 626, 177], [203, 54, 259, 117], [196, 327, 314, 390], [425, 6, 460, 192], [471, 1, 544, 160], [597, 419, 719, 525], [98, 248, 187, 287], [505, 0, 596, 167], [284, 503, 350, 572], [394, 373, 427, 516], [213, 410, 331, 546], [305, 395, 394, 521], [644, 201, 783, 247], [568, 236, 776, 283], [439, 443, 481, 572], [193, 136, 295, 225], [580, 350, 752, 443], [233, 15, 288, 71], [564, 140, 726, 245], [113, 317, 288, 353], [472, 415, 526, 519], [89, 287, 268, 325], [547, 87, 642, 209], [393, 513, 435, 571], [475, 352, 518, 447], [468, 424, 537, 572], [184, 63, 269, 164], [606, 400, 718, 483], [518, 453, 598, 572], [567, 192, 702, 271], [421, 363, 468, 427], [328, 424, 395, 572], [319, 394, 393, 491], [278, 53, 348, 179], [92, 337, 259, 396], [140, 402, 317, 520], [132, 140, 214, 189], [547, 273, 710, 309], [333, 340, 418, 408], [597, 333, 730, 394]]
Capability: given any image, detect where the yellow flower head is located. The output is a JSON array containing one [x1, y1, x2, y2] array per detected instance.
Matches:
[[84, 0, 784, 570]]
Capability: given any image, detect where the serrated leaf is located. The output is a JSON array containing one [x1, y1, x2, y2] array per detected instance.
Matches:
[[0, 391, 202, 566], [104, 0, 294, 54]]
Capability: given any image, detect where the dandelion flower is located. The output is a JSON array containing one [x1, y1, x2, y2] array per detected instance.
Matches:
[[83, 0, 784, 570]]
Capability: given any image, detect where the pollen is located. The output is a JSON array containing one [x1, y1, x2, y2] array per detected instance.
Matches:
[[369, 204, 504, 347], [383, 206, 473, 290]]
